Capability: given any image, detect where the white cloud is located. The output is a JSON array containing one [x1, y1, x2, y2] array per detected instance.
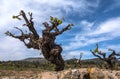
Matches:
[[0, 0, 100, 32], [0, 0, 100, 37], [63, 50, 92, 59], [80, 20, 94, 31], [0, 0, 100, 60], [63, 43, 120, 60], [90, 17, 120, 35], [0, 36, 41, 61], [63, 17, 120, 51], [107, 44, 120, 52], [80, 20, 94, 27]]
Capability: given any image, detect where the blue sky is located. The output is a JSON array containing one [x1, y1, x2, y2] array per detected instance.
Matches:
[[0, 0, 120, 61]]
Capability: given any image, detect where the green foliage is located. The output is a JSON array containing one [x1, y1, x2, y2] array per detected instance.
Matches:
[[12, 15, 16, 19], [58, 20, 62, 24], [12, 15, 21, 20], [94, 48, 98, 53], [0, 61, 55, 71], [50, 16, 63, 25], [93, 44, 99, 53]]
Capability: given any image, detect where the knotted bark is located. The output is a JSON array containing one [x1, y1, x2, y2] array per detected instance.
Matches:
[[5, 10, 73, 71]]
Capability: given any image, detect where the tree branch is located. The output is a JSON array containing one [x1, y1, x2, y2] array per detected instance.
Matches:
[[20, 10, 39, 39], [90, 50, 104, 60], [5, 30, 31, 42], [108, 48, 120, 58], [14, 27, 24, 35], [54, 24, 73, 36]]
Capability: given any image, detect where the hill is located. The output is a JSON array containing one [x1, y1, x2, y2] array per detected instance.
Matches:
[[21, 57, 47, 63]]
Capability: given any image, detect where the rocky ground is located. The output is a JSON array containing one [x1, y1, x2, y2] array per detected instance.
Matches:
[[0, 68, 120, 79]]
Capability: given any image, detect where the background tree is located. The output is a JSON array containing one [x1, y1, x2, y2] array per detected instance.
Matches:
[[74, 52, 83, 67], [90, 44, 120, 69], [5, 10, 73, 71]]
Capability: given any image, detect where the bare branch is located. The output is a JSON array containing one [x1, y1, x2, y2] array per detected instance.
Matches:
[[90, 50, 104, 60], [20, 10, 29, 24], [108, 48, 120, 58], [5, 31, 13, 36], [14, 27, 24, 35], [20, 10, 39, 39], [98, 51, 106, 59], [54, 23, 73, 36]]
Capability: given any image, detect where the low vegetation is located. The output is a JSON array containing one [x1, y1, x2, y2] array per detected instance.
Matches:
[[0, 57, 119, 71]]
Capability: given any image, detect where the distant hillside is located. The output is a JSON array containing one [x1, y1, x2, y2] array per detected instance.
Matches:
[[70, 58, 119, 65], [21, 57, 120, 64], [0, 57, 119, 70], [21, 57, 101, 63], [21, 57, 47, 63], [66, 58, 102, 63]]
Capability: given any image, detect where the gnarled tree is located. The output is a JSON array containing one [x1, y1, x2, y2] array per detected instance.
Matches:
[[90, 44, 120, 69], [5, 10, 73, 71]]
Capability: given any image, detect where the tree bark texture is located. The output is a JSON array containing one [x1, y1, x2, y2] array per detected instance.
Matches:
[[5, 10, 73, 71]]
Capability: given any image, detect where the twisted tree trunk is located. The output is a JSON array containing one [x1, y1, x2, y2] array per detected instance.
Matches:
[[5, 10, 73, 71]]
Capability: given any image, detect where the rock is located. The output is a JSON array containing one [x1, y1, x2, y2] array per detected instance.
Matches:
[[0, 68, 120, 79]]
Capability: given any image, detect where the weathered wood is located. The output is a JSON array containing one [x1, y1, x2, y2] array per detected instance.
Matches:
[[5, 10, 73, 71]]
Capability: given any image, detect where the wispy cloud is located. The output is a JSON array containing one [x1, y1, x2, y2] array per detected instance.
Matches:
[[63, 17, 120, 51], [63, 50, 92, 59], [104, 0, 120, 12], [90, 17, 120, 35], [79, 20, 94, 31], [0, 36, 42, 61], [0, 0, 100, 34], [107, 44, 120, 52], [0, 0, 100, 60]]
